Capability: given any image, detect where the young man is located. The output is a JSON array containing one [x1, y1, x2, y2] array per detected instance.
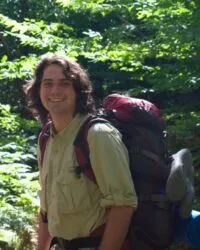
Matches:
[[24, 53, 138, 250]]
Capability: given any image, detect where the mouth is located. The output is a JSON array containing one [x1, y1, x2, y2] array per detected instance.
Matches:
[[49, 98, 64, 103]]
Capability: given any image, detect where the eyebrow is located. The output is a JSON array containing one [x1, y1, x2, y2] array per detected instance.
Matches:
[[42, 78, 69, 82]]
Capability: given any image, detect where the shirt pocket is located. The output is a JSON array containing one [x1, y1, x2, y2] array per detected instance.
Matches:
[[56, 164, 92, 214]]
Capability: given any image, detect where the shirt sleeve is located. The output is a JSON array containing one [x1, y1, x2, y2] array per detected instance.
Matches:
[[87, 122, 138, 209]]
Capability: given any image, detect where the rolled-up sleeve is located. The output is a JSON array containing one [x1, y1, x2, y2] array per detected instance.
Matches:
[[87, 122, 138, 209]]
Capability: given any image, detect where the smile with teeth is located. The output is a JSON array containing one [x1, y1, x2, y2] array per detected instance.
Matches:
[[49, 98, 64, 102]]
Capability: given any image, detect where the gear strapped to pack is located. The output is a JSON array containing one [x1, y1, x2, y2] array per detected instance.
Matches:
[[39, 93, 194, 250]]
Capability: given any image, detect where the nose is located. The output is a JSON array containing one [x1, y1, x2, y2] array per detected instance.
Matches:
[[50, 83, 61, 95]]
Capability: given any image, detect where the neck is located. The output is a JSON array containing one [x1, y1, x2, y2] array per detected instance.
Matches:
[[51, 113, 75, 133]]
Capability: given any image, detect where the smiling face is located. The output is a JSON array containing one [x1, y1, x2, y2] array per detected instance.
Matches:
[[39, 64, 76, 123]]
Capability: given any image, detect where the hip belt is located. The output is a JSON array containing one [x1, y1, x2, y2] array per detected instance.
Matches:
[[50, 235, 102, 250]]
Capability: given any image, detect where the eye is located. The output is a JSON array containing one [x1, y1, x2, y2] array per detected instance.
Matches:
[[60, 80, 72, 86], [41, 81, 52, 88]]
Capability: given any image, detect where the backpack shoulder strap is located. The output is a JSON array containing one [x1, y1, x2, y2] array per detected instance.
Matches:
[[73, 115, 108, 182], [39, 116, 108, 182], [38, 121, 51, 167]]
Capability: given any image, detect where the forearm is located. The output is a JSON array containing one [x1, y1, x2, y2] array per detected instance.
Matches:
[[37, 212, 52, 250], [98, 206, 134, 250]]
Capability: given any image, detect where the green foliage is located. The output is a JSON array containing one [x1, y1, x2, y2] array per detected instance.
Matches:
[[0, 0, 200, 249], [0, 162, 39, 228], [0, 104, 39, 249]]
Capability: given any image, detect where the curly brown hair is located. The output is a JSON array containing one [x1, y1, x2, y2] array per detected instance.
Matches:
[[24, 53, 96, 125]]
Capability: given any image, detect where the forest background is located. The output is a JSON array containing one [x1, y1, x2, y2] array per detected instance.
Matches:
[[0, 0, 199, 249]]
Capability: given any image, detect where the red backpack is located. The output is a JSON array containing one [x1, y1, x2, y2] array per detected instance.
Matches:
[[39, 94, 174, 249]]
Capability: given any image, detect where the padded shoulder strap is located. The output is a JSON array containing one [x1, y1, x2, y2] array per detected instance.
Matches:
[[39, 121, 51, 167], [73, 115, 108, 182]]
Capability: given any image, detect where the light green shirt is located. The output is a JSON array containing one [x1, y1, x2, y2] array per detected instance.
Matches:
[[39, 114, 137, 240]]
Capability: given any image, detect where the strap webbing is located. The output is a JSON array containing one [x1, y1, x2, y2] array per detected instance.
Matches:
[[50, 235, 102, 249]]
